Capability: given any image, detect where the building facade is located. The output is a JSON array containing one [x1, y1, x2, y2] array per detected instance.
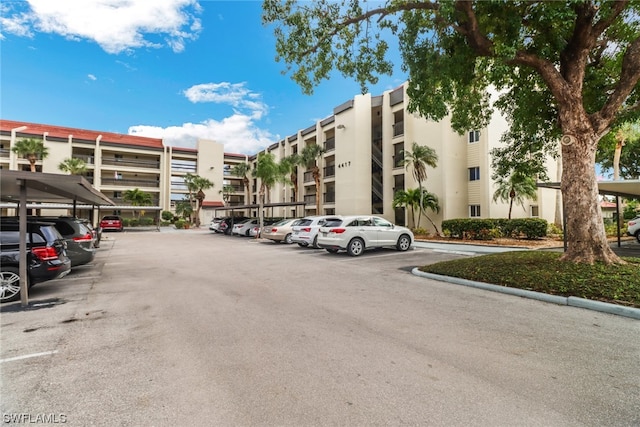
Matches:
[[1, 82, 559, 231]]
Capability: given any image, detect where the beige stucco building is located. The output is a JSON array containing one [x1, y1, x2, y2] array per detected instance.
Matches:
[[0, 82, 559, 231]]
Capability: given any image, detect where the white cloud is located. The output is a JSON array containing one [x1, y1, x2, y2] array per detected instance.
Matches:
[[0, 0, 202, 54], [183, 82, 269, 120], [88, 74, 97, 81], [128, 114, 278, 155]]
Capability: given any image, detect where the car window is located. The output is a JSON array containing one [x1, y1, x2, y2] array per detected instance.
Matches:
[[373, 217, 392, 227], [53, 221, 75, 236], [297, 219, 313, 227], [346, 219, 359, 227], [323, 218, 343, 227]]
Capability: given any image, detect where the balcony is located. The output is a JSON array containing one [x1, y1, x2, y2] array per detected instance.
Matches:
[[0, 148, 10, 158], [324, 192, 335, 203], [72, 154, 95, 165], [303, 171, 314, 183], [101, 177, 160, 188], [324, 165, 335, 178], [110, 197, 160, 206], [102, 157, 160, 169], [324, 137, 335, 152], [393, 121, 404, 137], [304, 194, 316, 204]]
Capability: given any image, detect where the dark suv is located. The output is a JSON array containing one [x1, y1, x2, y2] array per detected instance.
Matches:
[[217, 216, 249, 235], [0, 219, 72, 303], [28, 216, 96, 267]]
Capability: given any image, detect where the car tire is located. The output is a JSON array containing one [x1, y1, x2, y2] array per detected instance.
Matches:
[[347, 238, 364, 257], [297, 243, 307, 247], [636, 231, 640, 243], [312, 235, 319, 249], [1, 267, 22, 303], [397, 234, 412, 251], [245, 230, 250, 237], [284, 233, 293, 244], [326, 249, 339, 254]]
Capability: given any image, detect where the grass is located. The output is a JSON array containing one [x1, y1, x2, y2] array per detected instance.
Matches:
[[419, 251, 640, 308]]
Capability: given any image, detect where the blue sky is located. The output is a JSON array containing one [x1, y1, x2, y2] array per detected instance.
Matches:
[[0, 0, 406, 155]]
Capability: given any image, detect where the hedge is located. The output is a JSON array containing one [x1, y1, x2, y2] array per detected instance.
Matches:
[[442, 218, 548, 240]]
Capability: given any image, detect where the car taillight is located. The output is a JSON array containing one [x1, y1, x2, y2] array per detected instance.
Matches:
[[73, 233, 93, 242], [31, 246, 59, 261], [301, 227, 311, 232], [270, 228, 277, 232], [330, 228, 346, 234], [630, 221, 637, 226]]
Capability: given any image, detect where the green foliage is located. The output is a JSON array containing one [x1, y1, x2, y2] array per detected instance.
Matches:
[[12, 138, 49, 171], [420, 252, 640, 308], [161, 210, 174, 221], [624, 201, 639, 220], [139, 217, 154, 226], [58, 157, 87, 175], [442, 218, 548, 240], [596, 121, 640, 179], [174, 219, 186, 229]]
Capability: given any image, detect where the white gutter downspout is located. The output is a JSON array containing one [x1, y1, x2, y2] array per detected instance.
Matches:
[[10, 125, 27, 170]]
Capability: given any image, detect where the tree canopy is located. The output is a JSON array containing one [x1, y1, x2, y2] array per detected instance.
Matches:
[[263, 0, 640, 264], [12, 138, 48, 172]]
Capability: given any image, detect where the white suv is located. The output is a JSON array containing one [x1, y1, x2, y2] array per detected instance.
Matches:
[[290, 215, 342, 248], [627, 216, 640, 243]]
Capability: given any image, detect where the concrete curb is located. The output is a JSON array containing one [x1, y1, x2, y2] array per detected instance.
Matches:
[[411, 268, 640, 320]]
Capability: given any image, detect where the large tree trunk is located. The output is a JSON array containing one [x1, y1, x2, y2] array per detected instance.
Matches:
[[560, 132, 623, 264]]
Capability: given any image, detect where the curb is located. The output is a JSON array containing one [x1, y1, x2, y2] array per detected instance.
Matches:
[[411, 268, 640, 320]]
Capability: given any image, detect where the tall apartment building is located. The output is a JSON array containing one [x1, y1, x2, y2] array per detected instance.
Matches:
[[1, 82, 558, 231]]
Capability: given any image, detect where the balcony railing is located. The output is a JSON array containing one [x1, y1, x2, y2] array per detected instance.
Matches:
[[324, 165, 335, 178], [72, 154, 95, 164], [109, 197, 160, 205], [102, 157, 161, 169], [393, 121, 404, 137], [324, 137, 335, 152], [304, 194, 316, 204], [0, 148, 11, 158], [303, 171, 314, 183], [101, 178, 160, 188], [324, 192, 335, 203]]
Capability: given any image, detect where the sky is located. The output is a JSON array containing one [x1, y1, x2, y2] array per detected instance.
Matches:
[[0, 0, 406, 155]]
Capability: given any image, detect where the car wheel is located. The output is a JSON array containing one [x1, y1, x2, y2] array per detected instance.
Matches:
[[1, 267, 21, 303], [245, 230, 250, 237], [297, 243, 308, 247], [347, 238, 364, 256], [312, 235, 319, 248], [397, 234, 411, 251], [326, 249, 339, 254], [636, 231, 640, 243], [284, 233, 293, 244]]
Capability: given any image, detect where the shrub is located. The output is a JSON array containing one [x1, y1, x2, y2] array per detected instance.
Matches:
[[175, 219, 186, 229], [161, 210, 174, 222], [442, 218, 548, 240], [412, 227, 429, 236], [128, 218, 139, 227], [139, 217, 154, 226]]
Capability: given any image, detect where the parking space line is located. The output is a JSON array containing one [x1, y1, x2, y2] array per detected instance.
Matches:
[[0, 350, 58, 364]]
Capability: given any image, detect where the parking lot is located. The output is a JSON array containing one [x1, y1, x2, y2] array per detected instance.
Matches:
[[2, 230, 639, 426]]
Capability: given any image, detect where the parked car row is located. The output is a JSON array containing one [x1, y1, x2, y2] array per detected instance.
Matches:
[[210, 215, 415, 257], [1, 216, 103, 303]]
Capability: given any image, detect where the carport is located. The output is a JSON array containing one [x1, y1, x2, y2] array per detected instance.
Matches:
[[1, 170, 114, 306], [537, 179, 640, 249]]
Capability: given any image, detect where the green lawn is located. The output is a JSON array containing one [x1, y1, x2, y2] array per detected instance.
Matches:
[[419, 251, 640, 308]]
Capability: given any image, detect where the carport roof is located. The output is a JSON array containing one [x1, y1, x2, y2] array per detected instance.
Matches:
[[537, 180, 640, 198], [1, 170, 114, 206]]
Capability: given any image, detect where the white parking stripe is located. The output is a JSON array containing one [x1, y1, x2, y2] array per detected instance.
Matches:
[[0, 350, 58, 364]]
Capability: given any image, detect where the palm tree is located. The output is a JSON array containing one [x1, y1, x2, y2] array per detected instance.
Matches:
[[299, 144, 326, 214], [492, 172, 538, 219], [401, 142, 439, 234], [123, 188, 153, 219], [183, 174, 214, 227], [231, 162, 252, 205], [280, 154, 300, 202], [417, 189, 441, 235], [58, 157, 87, 175], [219, 184, 235, 205], [12, 138, 49, 172], [392, 188, 420, 228], [253, 152, 286, 236]]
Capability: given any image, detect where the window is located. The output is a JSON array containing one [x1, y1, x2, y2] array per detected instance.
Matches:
[[468, 167, 480, 181], [470, 205, 481, 217], [531, 205, 539, 217], [468, 130, 480, 143]]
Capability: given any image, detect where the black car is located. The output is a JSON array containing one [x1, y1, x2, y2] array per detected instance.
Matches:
[[0, 219, 72, 303], [26, 216, 96, 267]]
